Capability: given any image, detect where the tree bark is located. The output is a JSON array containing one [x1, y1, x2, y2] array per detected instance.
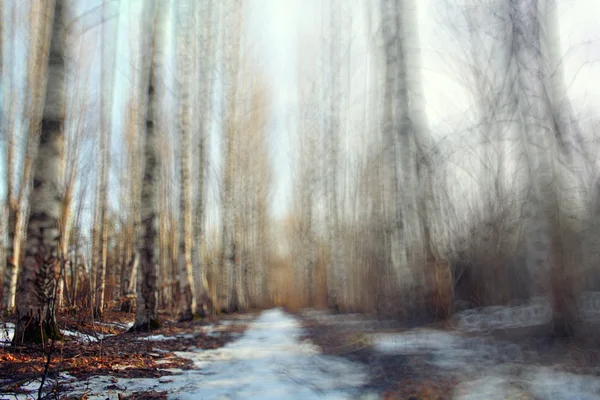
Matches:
[[507, 0, 575, 336], [194, 0, 214, 316], [13, 0, 65, 344], [176, 0, 197, 321], [93, 0, 113, 318], [2, 0, 53, 312], [130, 0, 162, 332], [221, 0, 245, 313]]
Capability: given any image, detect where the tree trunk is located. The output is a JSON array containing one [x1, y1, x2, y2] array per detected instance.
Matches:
[[2, 0, 53, 312], [194, 0, 214, 316], [56, 178, 75, 310], [94, 0, 115, 319], [130, 0, 162, 332], [221, 0, 245, 313], [508, 0, 575, 336], [175, 0, 197, 321], [3, 206, 23, 310], [380, 0, 434, 317], [13, 0, 65, 344], [121, 101, 140, 300], [324, 0, 341, 311]]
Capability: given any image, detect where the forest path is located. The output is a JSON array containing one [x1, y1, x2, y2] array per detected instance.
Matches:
[[63, 308, 373, 399]]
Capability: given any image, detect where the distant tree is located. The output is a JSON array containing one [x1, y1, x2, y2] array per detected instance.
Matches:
[[93, 0, 118, 319], [194, 0, 215, 315], [175, 0, 198, 321], [221, 0, 246, 312]]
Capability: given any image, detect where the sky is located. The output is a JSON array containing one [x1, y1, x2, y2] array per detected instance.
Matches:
[[1, 0, 600, 238]]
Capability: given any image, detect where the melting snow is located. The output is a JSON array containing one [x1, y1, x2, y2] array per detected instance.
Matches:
[[62, 330, 110, 343], [371, 328, 600, 399], [136, 334, 178, 341], [373, 329, 465, 354], [2, 320, 131, 346], [13, 308, 371, 399], [6, 310, 600, 399], [1, 322, 15, 346]]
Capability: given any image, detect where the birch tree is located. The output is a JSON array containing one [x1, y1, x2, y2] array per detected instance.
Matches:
[[194, 0, 215, 316], [130, 0, 164, 332], [295, 69, 320, 306], [235, 68, 271, 307], [126, 111, 142, 304], [221, 0, 245, 312], [505, 0, 576, 335], [321, 0, 342, 310], [175, 0, 197, 321], [93, 0, 118, 318], [2, 1, 54, 311], [379, 0, 438, 315], [13, 0, 65, 344], [379, 0, 409, 304]]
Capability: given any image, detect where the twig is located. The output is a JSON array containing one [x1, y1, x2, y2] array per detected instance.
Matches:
[[38, 337, 56, 400]]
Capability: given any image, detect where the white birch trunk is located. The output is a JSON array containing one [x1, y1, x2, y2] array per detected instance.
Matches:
[[176, 0, 197, 320], [14, 0, 65, 344], [130, 0, 163, 331]]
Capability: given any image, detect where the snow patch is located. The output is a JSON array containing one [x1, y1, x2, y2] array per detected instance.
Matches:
[[62, 330, 107, 343], [454, 376, 529, 400], [372, 329, 464, 354], [136, 333, 197, 342], [1, 322, 15, 346], [97, 321, 134, 330], [2, 323, 113, 345], [375, 328, 600, 399], [454, 367, 600, 399], [136, 334, 178, 341], [525, 367, 600, 399]]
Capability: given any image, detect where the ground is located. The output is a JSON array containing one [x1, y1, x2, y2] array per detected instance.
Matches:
[[2, 307, 600, 399], [1, 310, 248, 399], [300, 309, 600, 399]]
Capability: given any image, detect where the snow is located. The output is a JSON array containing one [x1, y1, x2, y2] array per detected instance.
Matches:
[[371, 329, 490, 371], [372, 328, 600, 399], [373, 328, 464, 354], [2, 320, 132, 346], [170, 308, 372, 399], [452, 368, 600, 399], [304, 311, 399, 332], [453, 376, 529, 400], [451, 297, 553, 333], [136, 334, 179, 341], [525, 367, 600, 400], [98, 321, 134, 330], [62, 329, 112, 343], [18, 308, 372, 399], [136, 333, 196, 342], [5, 323, 104, 345], [6, 309, 600, 399], [1, 322, 15, 346]]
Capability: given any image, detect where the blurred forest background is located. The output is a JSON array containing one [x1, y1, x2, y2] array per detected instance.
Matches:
[[2, 0, 600, 343]]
